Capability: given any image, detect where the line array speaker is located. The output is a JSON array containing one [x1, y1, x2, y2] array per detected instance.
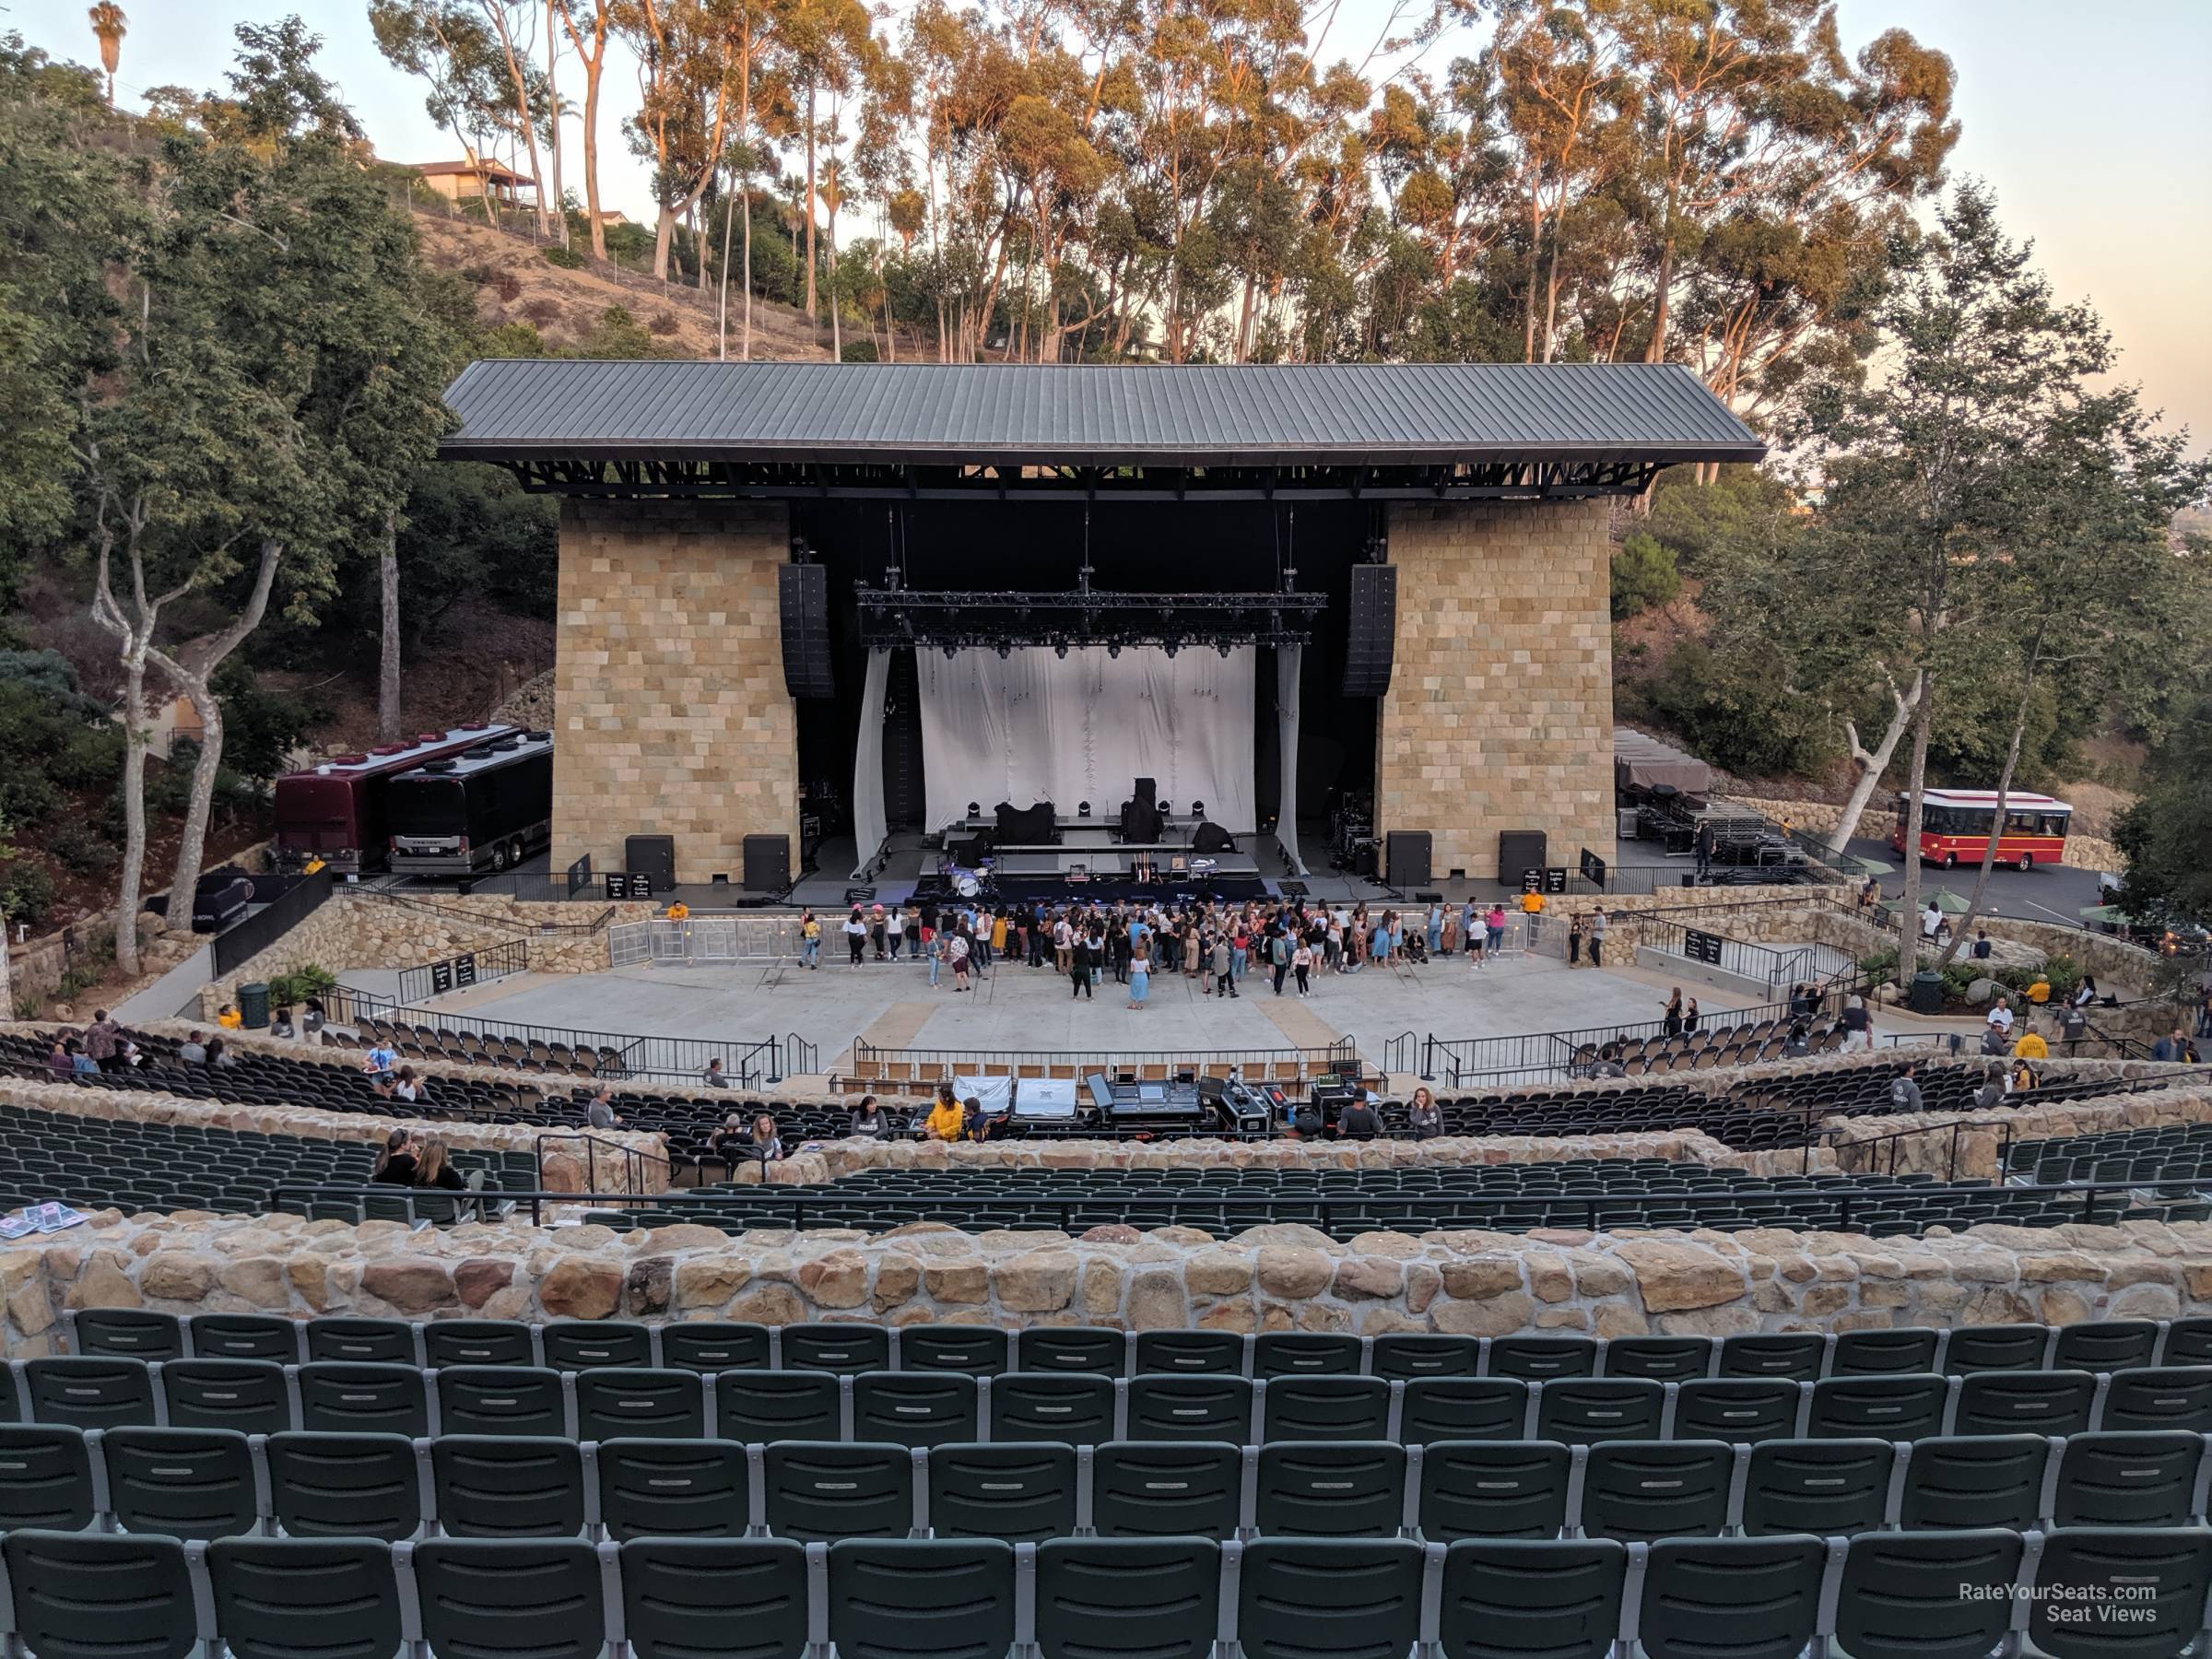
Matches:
[[1343, 564, 1397, 697], [779, 564, 836, 700]]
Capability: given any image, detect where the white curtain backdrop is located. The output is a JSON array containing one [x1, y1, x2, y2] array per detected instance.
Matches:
[[849, 648, 891, 878], [1275, 643, 1307, 875], [917, 645, 1256, 834]]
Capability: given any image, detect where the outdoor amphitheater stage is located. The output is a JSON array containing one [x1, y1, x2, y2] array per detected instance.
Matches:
[[370, 943, 1884, 1089]]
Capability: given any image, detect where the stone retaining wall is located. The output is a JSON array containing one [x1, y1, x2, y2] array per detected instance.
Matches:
[[9, 1207, 2212, 1357], [0, 1077, 670, 1196], [201, 891, 658, 1018], [1815, 1080, 2212, 1182]]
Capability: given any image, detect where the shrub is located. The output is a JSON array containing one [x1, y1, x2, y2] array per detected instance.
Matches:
[[268, 963, 337, 1007], [541, 243, 584, 270], [647, 308, 683, 337], [1610, 533, 1682, 618], [841, 338, 880, 363], [0, 861, 57, 931], [48, 820, 117, 877]]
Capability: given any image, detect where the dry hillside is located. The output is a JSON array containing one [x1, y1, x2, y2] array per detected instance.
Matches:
[[414, 214, 831, 361]]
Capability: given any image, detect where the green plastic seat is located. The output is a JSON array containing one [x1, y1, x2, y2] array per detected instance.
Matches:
[[574, 1368, 707, 1441], [926, 1441, 1077, 1542], [1125, 1375, 1252, 1442], [1253, 1334, 1361, 1378], [1579, 1440, 1731, 1542], [714, 1371, 840, 1440], [1034, 1537, 1220, 1659], [429, 1435, 584, 1538], [1235, 1538, 1425, 1659], [186, 1313, 301, 1362], [102, 1426, 259, 1542], [1806, 1373, 1948, 1441], [1533, 1379, 1663, 1446], [422, 1320, 535, 1369], [207, 1537, 404, 1659], [1435, 1538, 1625, 1659], [0, 1424, 96, 1532], [826, 1538, 1015, 1659], [304, 1318, 415, 1363], [657, 1323, 772, 1374], [410, 1538, 605, 1659], [265, 1431, 421, 1541], [297, 1362, 429, 1437], [1896, 1434, 2049, 1532], [1953, 1368, 2097, 1436], [852, 1371, 978, 1449], [2101, 1368, 2212, 1433], [0, 1529, 197, 1659], [2028, 1529, 2212, 1659], [617, 1537, 808, 1659], [1015, 1327, 1126, 1376], [1741, 1437, 1891, 1537], [1259, 1376, 1391, 1442], [1417, 1440, 1571, 1541], [435, 1366, 567, 1438], [1134, 1332, 1244, 1375], [155, 1359, 291, 1434], [594, 1437, 750, 1541], [539, 1320, 652, 1371], [760, 1441, 912, 1542], [1398, 1378, 1529, 1445], [1834, 1529, 2024, 1659], [780, 1324, 888, 1376], [989, 1373, 1115, 1445], [2053, 1432, 2205, 1529], [1371, 1335, 1479, 1380], [1637, 1535, 1826, 1659], [1089, 1440, 1241, 1539], [1253, 1440, 1405, 1538], [23, 1356, 158, 1430], [899, 1328, 1008, 1376]]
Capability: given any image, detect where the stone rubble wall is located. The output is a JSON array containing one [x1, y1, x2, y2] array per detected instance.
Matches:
[[1809, 1080, 2212, 1182], [9, 1206, 2212, 1357], [200, 890, 658, 1019], [0, 1077, 670, 1196]]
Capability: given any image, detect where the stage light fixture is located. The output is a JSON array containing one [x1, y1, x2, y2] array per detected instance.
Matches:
[[1217, 641, 1232, 657], [1191, 801, 1205, 818], [1053, 641, 1069, 658], [967, 802, 981, 817], [996, 642, 1012, 659], [1107, 643, 1121, 658], [1163, 641, 1180, 658], [1078, 802, 1091, 817]]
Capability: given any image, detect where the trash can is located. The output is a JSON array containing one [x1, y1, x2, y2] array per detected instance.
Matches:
[[238, 981, 271, 1030], [1909, 971, 1945, 1016]]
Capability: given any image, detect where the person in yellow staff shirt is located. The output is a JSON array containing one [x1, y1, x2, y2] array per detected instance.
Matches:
[[924, 1087, 966, 1143], [2012, 1027, 2050, 1061], [217, 1004, 243, 1030], [665, 901, 690, 922]]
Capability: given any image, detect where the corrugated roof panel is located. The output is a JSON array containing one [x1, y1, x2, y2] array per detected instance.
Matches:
[[436, 359, 1765, 465]]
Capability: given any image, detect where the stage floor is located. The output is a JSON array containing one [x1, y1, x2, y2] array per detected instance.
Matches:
[[391, 944, 1806, 1082]]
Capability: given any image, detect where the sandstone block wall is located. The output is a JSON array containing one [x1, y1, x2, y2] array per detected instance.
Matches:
[[1377, 500, 1615, 881], [11, 1206, 2212, 1356], [555, 499, 797, 883]]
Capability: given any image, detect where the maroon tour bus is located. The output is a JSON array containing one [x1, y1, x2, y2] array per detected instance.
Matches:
[[273, 725, 514, 874]]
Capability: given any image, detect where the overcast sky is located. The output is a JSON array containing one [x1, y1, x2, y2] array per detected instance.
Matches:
[[19, 0, 2209, 444]]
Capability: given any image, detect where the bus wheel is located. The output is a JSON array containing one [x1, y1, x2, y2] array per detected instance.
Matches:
[[488, 841, 509, 872], [2018, 853, 2033, 873], [1943, 852, 1958, 870]]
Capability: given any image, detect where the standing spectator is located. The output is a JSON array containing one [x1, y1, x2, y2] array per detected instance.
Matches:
[[949, 929, 971, 992], [1426, 901, 1444, 957], [844, 909, 868, 966], [1588, 909, 1608, 970], [1985, 996, 2015, 1043], [1269, 929, 1291, 995], [1440, 904, 1459, 957], [1053, 913, 1074, 976], [1840, 996, 1873, 1053], [2152, 1028, 2189, 1063], [701, 1059, 727, 1088], [1568, 913, 1585, 967], [1661, 990, 1684, 1039], [85, 1012, 122, 1073], [1210, 933, 1235, 999], [178, 1030, 210, 1065], [1292, 938, 1313, 998], [1683, 998, 1701, 1036], [2012, 1026, 2050, 1061], [1921, 900, 1945, 943], [869, 904, 888, 960], [1520, 888, 1545, 947], [2059, 1005, 2088, 1053], [1485, 902, 1507, 957], [361, 1041, 397, 1078], [1694, 818, 1714, 877], [1406, 1086, 1443, 1139], [1069, 929, 1095, 1000], [2197, 983, 2212, 1039], [1127, 940, 1151, 1010], [887, 905, 905, 959], [924, 925, 943, 990], [799, 910, 821, 970]]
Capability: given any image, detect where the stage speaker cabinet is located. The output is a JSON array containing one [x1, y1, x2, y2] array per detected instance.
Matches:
[[1499, 830, 1547, 884], [625, 834, 677, 891], [1385, 830, 1431, 890], [742, 834, 792, 894], [778, 564, 836, 700], [1343, 564, 1398, 697]]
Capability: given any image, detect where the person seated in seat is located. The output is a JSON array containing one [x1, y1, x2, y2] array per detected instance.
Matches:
[[1971, 929, 1994, 959], [2071, 975, 2100, 1009], [361, 1041, 398, 1078], [371, 1128, 418, 1185], [584, 1083, 622, 1129], [747, 1113, 784, 1171], [67, 1039, 99, 1076], [847, 1094, 891, 1139], [1781, 1022, 1813, 1059], [710, 1113, 749, 1180], [204, 1036, 238, 1068], [923, 1085, 965, 1143], [2009, 1056, 2040, 1092], [45, 1035, 73, 1076], [268, 1007, 297, 1039], [374, 1065, 424, 1103], [1973, 1066, 2007, 1110], [177, 1030, 209, 1065], [413, 1138, 467, 1193], [1406, 1086, 1443, 1139], [700, 1058, 728, 1088]]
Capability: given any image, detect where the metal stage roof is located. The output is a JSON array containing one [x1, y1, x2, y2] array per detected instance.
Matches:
[[438, 359, 1764, 500]]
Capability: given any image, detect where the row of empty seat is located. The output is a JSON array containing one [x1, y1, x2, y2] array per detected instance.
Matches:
[[16, 1354, 2212, 1448], [9, 1526, 2209, 1659], [58, 1312, 2208, 1382], [10, 1422, 2212, 1544]]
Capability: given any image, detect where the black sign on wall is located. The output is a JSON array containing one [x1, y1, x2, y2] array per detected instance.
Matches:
[[429, 959, 455, 995], [455, 953, 478, 989], [1542, 866, 1569, 895], [1580, 848, 1607, 888], [1684, 927, 1724, 965]]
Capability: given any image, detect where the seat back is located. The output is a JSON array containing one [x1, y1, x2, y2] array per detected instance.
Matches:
[[187, 1314, 302, 1363], [429, 1435, 586, 1537], [1435, 1539, 1625, 1659], [1601, 1337, 1712, 1381], [0, 1529, 197, 1659], [1132, 1332, 1243, 1375], [1533, 1379, 1664, 1446], [422, 1320, 535, 1369], [781, 1324, 890, 1375], [1636, 1535, 1826, 1659], [2053, 1431, 2206, 1529], [265, 1430, 423, 1541], [1417, 1440, 1571, 1541], [1717, 1334, 1825, 1382], [1253, 1441, 1406, 1538], [594, 1436, 751, 1541], [409, 1538, 606, 1659], [540, 1321, 653, 1371], [2027, 1529, 2212, 1659], [1371, 1335, 1479, 1381], [617, 1537, 810, 1659], [1034, 1537, 1220, 1659], [24, 1357, 157, 1430], [158, 1359, 291, 1434], [1487, 1338, 1596, 1382], [1398, 1379, 1528, 1446], [926, 1441, 1077, 1542], [1089, 1440, 1241, 1539], [900, 1328, 1008, 1376], [658, 1323, 773, 1374], [989, 1373, 1115, 1445], [1835, 1529, 2025, 1659], [760, 1441, 913, 1542], [1830, 1328, 1940, 1377], [1953, 1369, 2097, 1437], [1741, 1438, 1891, 1537], [1253, 1334, 1361, 1378], [825, 1539, 1015, 1659], [1807, 1373, 1949, 1441], [67, 1310, 183, 1361], [716, 1371, 841, 1440], [207, 1537, 405, 1659], [1015, 1328, 1127, 1376], [297, 1362, 429, 1437], [851, 1371, 979, 1449], [574, 1368, 707, 1441], [0, 1424, 96, 1532], [101, 1426, 259, 1542], [1126, 1374, 1253, 1442], [1234, 1538, 1425, 1659], [436, 1366, 568, 1437], [1673, 1379, 1802, 1444], [1579, 1441, 1731, 1542], [1259, 1377, 1391, 1442], [1896, 1435, 2049, 1532], [2100, 1368, 2212, 1434], [304, 1318, 415, 1364]]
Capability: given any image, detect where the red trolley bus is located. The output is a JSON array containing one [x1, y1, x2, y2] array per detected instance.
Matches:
[[1890, 788, 2072, 871]]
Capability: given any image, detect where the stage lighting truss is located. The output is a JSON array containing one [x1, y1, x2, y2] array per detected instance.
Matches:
[[856, 587, 1329, 653]]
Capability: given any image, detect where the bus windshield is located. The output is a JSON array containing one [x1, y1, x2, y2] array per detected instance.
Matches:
[[389, 779, 467, 837]]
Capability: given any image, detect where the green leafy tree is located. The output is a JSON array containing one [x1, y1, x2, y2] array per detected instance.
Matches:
[[1609, 532, 1681, 618], [2115, 696, 2212, 931]]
